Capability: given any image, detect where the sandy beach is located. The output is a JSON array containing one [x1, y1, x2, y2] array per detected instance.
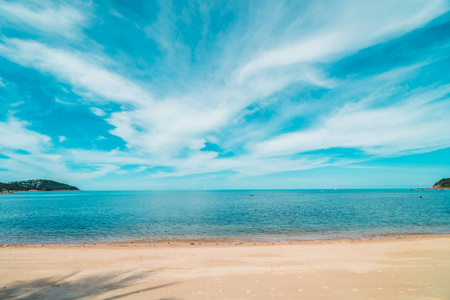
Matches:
[[0, 235, 449, 299]]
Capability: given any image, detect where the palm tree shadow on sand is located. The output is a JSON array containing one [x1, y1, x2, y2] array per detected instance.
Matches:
[[0, 270, 178, 300]]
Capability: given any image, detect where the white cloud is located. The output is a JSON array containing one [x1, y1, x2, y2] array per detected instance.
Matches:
[[10, 101, 23, 107], [54, 97, 74, 105], [62, 147, 330, 178], [252, 86, 450, 157], [0, 38, 152, 106], [59, 136, 67, 143], [155, 154, 330, 178], [66, 149, 151, 166], [0, 0, 87, 38], [0, 150, 121, 184], [0, 116, 51, 152], [109, 9, 125, 19], [134, 166, 148, 173], [90, 107, 107, 117], [107, 100, 232, 155], [237, 0, 447, 81]]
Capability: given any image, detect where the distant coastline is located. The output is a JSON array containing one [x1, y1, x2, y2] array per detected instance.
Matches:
[[0, 189, 80, 194], [427, 178, 450, 190], [0, 179, 79, 194]]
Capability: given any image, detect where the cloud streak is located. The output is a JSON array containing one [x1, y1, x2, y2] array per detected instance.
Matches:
[[0, 0, 87, 38], [0, 38, 152, 105], [0, 116, 50, 153], [238, 0, 447, 81], [252, 85, 450, 157]]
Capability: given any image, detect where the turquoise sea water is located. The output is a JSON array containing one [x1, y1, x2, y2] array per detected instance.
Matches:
[[0, 190, 449, 244]]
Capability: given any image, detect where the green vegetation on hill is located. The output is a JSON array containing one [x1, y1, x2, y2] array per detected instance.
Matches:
[[433, 178, 450, 188], [0, 179, 79, 192]]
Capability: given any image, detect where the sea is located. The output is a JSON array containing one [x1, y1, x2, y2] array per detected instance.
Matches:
[[0, 189, 449, 245]]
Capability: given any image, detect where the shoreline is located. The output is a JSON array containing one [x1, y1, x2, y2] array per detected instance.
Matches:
[[1, 234, 449, 299], [2, 232, 449, 248], [0, 189, 80, 194]]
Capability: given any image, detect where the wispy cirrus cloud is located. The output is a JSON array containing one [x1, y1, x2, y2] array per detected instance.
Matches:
[[0, 115, 122, 183], [90, 107, 107, 117], [237, 0, 447, 81], [251, 85, 450, 157], [0, 116, 50, 153], [0, 38, 152, 105], [0, 0, 88, 38], [0, 77, 7, 87]]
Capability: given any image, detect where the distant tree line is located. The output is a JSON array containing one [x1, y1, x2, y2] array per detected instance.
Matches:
[[0, 179, 79, 192], [434, 178, 450, 188]]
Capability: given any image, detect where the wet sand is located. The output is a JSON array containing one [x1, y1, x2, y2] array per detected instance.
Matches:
[[1, 235, 449, 299]]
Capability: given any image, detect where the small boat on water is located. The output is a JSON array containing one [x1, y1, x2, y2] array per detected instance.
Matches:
[[410, 188, 424, 191]]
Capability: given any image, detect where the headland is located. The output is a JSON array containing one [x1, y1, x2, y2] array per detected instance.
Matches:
[[0, 179, 79, 193]]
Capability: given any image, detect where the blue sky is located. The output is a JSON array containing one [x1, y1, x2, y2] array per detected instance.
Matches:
[[0, 0, 450, 190]]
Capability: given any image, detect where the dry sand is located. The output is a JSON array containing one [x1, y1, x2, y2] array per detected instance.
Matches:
[[1, 235, 449, 299]]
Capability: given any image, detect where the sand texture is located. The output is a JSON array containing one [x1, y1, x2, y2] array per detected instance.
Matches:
[[1, 235, 449, 299]]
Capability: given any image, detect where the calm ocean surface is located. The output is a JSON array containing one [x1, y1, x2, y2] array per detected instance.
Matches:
[[0, 190, 449, 244]]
